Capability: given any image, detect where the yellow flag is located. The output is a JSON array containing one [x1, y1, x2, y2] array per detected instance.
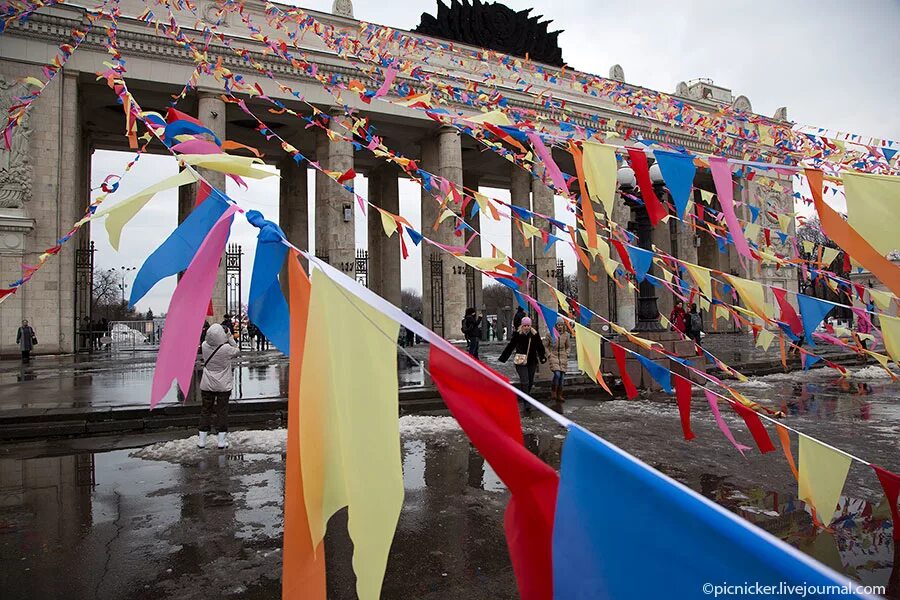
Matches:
[[821, 246, 840, 267], [682, 262, 712, 299], [456, 255, 506, 271], [880, 314, 900, 364], [802, 240, 815, 254], [699, 189, 715, 204], [844, 171, 900, 256], [743, 222, 761, 243], [777, 212, 793, 233], [465, 109, 512, 126], [554, 288, 569, 311], [379, 209, 397, 238], [521, 221, 541, 240], [869, 288, 893, 311], [96, 169, 198, 251], [180, 154, 277, 179], [575, 323, 603, 383], [299, 272, 403, 600], [798, 436, 851, 525], [575, 323, 611, 394], [582, 142, 617, 216], [725, 275, 771, 322]]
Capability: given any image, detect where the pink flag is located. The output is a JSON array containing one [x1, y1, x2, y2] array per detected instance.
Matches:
[[150, 204, 238, 408], [705, 390, 751, 456], [708, 157, 753, 261], [372, 65, 399, 100], [527, 132, 568, 194], [171, 139, 223, 155]]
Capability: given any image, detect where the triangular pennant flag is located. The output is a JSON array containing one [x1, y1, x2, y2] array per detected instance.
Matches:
[[611, 343, 639, 400], [730, 402, 775, 454], [653, 150, 696, 220], [283, 252, 326, 600], [575, 323, 611, 394], [582, 141, 617, 216], [797, 294, 834, 347], [705, 390, 751, 456], [430, 343, 559, 600], [626, 245, 655, 283], [709, 157, 753, 260], [776, 425, 799, 481], [633, 353, 672, 393], [299, 271, 402, 600], [772, 288, 803, 337], [553, 424, 859, 600], [627, 148, 667, 225], [247, 210, 290, 354], [674, 374, 695, 441], [880, 314, 900, 364], [798, 436, 851, 525], [871, 465, 900, 541]]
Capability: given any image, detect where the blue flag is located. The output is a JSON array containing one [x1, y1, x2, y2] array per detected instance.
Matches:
[[653, 150, 696, 220], [538, 302, 559, 339], [626, 245, 655, 283], [634, 353, 672, 393], [803, 352, 823, 371], [246, 210, 290, 355], [797, 294, 833, 347], [553, 424, 862, 599], [129, 192, 230, 307]]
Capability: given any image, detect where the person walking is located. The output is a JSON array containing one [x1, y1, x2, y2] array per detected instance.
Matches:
[[686, 303, 703, 351], [669, 300, 687, 334], [545, 321, 570, 406], [462, 307, 483, 359], [197, 323, 239, 449], [499, 317, 546, 413], [855, 310, 872, 353], [16, 320, 37, 363]]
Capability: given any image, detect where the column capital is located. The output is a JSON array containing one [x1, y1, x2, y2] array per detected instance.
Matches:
[[438, 125, 459, 137]]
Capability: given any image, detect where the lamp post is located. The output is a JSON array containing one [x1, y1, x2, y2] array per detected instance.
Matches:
[[119, 266, 135, 306], [618, 165, 665, 333]]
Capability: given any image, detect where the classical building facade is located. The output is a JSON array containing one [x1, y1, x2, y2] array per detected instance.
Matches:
[[0, 0, 796, 355]]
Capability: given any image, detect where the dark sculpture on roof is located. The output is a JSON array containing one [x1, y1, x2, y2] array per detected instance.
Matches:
[[414, 0, 564, 67]]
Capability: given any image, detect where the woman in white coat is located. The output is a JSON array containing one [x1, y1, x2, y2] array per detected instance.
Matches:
[[198, 323, 239, 449]]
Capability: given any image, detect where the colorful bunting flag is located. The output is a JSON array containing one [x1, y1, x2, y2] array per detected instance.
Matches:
[[653, 150, 696, 220], [247, 210, 290, 354], [299, 271, 402, 600], [798, 436, 851, 526]]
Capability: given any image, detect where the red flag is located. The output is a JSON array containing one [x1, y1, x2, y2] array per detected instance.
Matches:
[[730, 402, 775, 454], [611, 239, 634, 275], [195, 180, 212, 207], [772, 288, 803, 336], [429, 343, 558, 600], [337, 167, 356, 184], [611, 343, 638, 400], [166, 107, 204, 127], [872, 465, 900, 541], [627, 149, 668, 225], [674, 375, 696, 441]]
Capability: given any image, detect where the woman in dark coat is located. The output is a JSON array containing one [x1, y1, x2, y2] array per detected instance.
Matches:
[[499, 317, 546, 412], [16, 319, 37, 363]]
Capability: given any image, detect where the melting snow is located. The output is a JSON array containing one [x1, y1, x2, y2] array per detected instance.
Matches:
[[132, 415, 463, 463], [851, 365, 898, 380]]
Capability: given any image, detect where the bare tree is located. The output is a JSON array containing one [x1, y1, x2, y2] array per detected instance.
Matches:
[[400, 288, 422, 320], [92, 268, 138, 321]]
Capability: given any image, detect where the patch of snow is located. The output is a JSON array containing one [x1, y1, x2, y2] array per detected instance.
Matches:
[[850, 365, 898, 380], [732, 379, 772, 390], [132, 416, 464, 463]]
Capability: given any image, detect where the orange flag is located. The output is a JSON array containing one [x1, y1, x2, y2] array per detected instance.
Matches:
[[775, 424, 798, 481], [807, 168, 900, 298], [283, 250, 326, 600], [569, 141, 598, 250]]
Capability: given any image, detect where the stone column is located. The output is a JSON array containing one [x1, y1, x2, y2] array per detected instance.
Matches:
[[315, 111, 355, 276], [531, 173, 557, 311], [576, 258, 609, 332], [419, 137, 438, 334], [196, 92, 228, 319], [463, 172, 482, 313], [366, 168, 385, 297], [436, 126, 468, 339], [279, 155, 308, 296], [380, 167, 401, 308], [509, 165, 532, 270]]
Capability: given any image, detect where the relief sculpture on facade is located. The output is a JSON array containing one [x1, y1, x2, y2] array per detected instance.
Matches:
[[0, 75, 33, 209]]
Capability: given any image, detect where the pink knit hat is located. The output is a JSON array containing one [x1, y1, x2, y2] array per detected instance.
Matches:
[[521, 317, 532, 327]]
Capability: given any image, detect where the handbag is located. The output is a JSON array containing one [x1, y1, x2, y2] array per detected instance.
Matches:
[[513, 335, 532, 366]]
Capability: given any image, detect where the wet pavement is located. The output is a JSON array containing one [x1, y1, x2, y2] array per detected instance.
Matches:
[[1, 364, 898, 599]]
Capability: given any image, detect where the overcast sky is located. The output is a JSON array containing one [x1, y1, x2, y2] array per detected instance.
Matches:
[[91, 0, 899, 314]]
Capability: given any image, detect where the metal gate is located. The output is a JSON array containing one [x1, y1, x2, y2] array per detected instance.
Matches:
[[429, 253, 444, 336], [555, 259, 565, 293], [355, 249, 368, 287], [74, 240, 94, 353], [225, 243, 242, 320]]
